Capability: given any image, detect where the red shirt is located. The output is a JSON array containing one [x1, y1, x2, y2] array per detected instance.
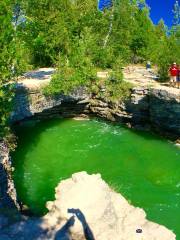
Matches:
[[169, 66, 179, 76]]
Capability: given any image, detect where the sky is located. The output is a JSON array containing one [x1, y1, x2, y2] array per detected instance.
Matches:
[[146, 0, 177, 27]]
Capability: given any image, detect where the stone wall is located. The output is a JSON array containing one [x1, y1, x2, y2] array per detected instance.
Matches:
[[0, 142, 19, 210]]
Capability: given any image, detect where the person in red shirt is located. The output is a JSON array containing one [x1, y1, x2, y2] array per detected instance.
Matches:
[[168, 63, 179, 87], [177, 65, 180, 89]]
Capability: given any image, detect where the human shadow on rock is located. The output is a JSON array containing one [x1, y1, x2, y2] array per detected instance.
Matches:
[[55, 209, 95, 240]]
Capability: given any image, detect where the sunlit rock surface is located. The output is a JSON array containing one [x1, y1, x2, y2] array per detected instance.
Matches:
[[45, 172, 176, 240]]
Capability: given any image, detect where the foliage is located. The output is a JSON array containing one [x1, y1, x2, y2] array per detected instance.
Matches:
[[0, 0, 29, 145], [105, 58, 132, 101], [43, 47, 97, 95], [0, 0, 16, 139], [1, 0, 180, 141], [172, 0, 180, 27], [88, 58, 132, 102], [16, 0, 180, 82]]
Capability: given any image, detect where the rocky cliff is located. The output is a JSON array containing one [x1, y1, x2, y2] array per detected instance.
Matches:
[[0, 172, 176, 240], [11, 68, 180, 140], [0, 142, 18, 210], [90, 86, 180, 139], [11, 84, 90, 122]]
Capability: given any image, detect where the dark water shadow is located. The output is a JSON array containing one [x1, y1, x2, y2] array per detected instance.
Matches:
[[11, 119, 68, 215], [0, 164, 17, 210], [23, 69, 55, 80]]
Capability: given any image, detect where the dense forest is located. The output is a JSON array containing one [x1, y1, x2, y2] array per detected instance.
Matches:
[[0, 0, 180, 140]]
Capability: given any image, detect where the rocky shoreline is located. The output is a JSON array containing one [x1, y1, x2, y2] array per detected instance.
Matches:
[[11, 82, 180, 141], [89, 86, 180, 140]]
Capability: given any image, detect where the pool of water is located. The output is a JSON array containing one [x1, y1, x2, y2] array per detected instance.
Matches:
[[12, 118, 180, 238]]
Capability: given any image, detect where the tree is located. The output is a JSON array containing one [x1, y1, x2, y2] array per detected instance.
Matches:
[[171, 0, 180, 46], [151, 18, 180, 81], [0, 0, 16, 139], [172, 0, 180, 26]]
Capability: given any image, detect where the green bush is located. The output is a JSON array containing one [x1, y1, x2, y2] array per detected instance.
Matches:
[[104, 72, 132, 102], [43, 54, 97, 95]]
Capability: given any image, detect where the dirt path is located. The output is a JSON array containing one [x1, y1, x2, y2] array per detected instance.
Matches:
[[123, 65, 180, 95], [17, 66, 180, 96], [17, 68, 55, 90]]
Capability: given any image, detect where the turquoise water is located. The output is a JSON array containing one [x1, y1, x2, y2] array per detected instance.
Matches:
[[12, 119, 180, 238]]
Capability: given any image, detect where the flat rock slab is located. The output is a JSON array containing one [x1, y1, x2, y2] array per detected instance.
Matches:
[[123, 65, 180, 95]]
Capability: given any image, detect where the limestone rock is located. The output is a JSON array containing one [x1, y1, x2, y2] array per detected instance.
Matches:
[[0, 172, 176, 239], [45, 172, 176, 240], [0, 142, 19, 209], [11, 67, 180, 139]]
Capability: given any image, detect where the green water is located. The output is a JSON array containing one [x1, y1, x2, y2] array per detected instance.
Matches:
[[13, 119, 180, 238]]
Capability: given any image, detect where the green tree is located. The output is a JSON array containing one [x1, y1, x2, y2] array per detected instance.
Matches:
[[0, 0, 16, 139], [171, 0, 180, 45]]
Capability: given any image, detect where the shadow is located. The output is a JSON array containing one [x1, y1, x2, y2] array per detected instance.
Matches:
[[124, 90, 180, 140], [11, 83, 32, 122], [0, 209, 94, 239], [68, 209, 95, 240], [55, 216, 75, 240], [0, 217, 49, 240], [11, 119, 68, 215], [23, 69, 55, 80]]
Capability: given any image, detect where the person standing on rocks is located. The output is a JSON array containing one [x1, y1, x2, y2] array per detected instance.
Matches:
[[176, 64, 180, 89], [146, 61, 151, 72], [168, 63, 179, 87]]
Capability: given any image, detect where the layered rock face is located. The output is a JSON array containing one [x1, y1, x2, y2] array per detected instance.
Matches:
[[11, 85, 90, 122], [0, 172, 176, 240], [11, 68, 180, 139], [0, 142, 18, 209], [149, 87, 180, 138], [90, 86, 180, 139]]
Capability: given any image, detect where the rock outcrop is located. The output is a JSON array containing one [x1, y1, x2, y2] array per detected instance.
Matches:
[[0, 142, 18, 209], [11, 84, 90, 122], [10, 68, 180, 140], [44, 172, 176, 240], [90, 86, 180, 139], [0, 172, 176, 239], [149, 87, 180, 137]]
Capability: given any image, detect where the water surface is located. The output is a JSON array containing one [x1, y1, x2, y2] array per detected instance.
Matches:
[[12, 119, 180, 238]]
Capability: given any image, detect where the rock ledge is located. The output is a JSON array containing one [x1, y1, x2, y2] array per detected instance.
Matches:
[[45, 171, 176, 240]]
